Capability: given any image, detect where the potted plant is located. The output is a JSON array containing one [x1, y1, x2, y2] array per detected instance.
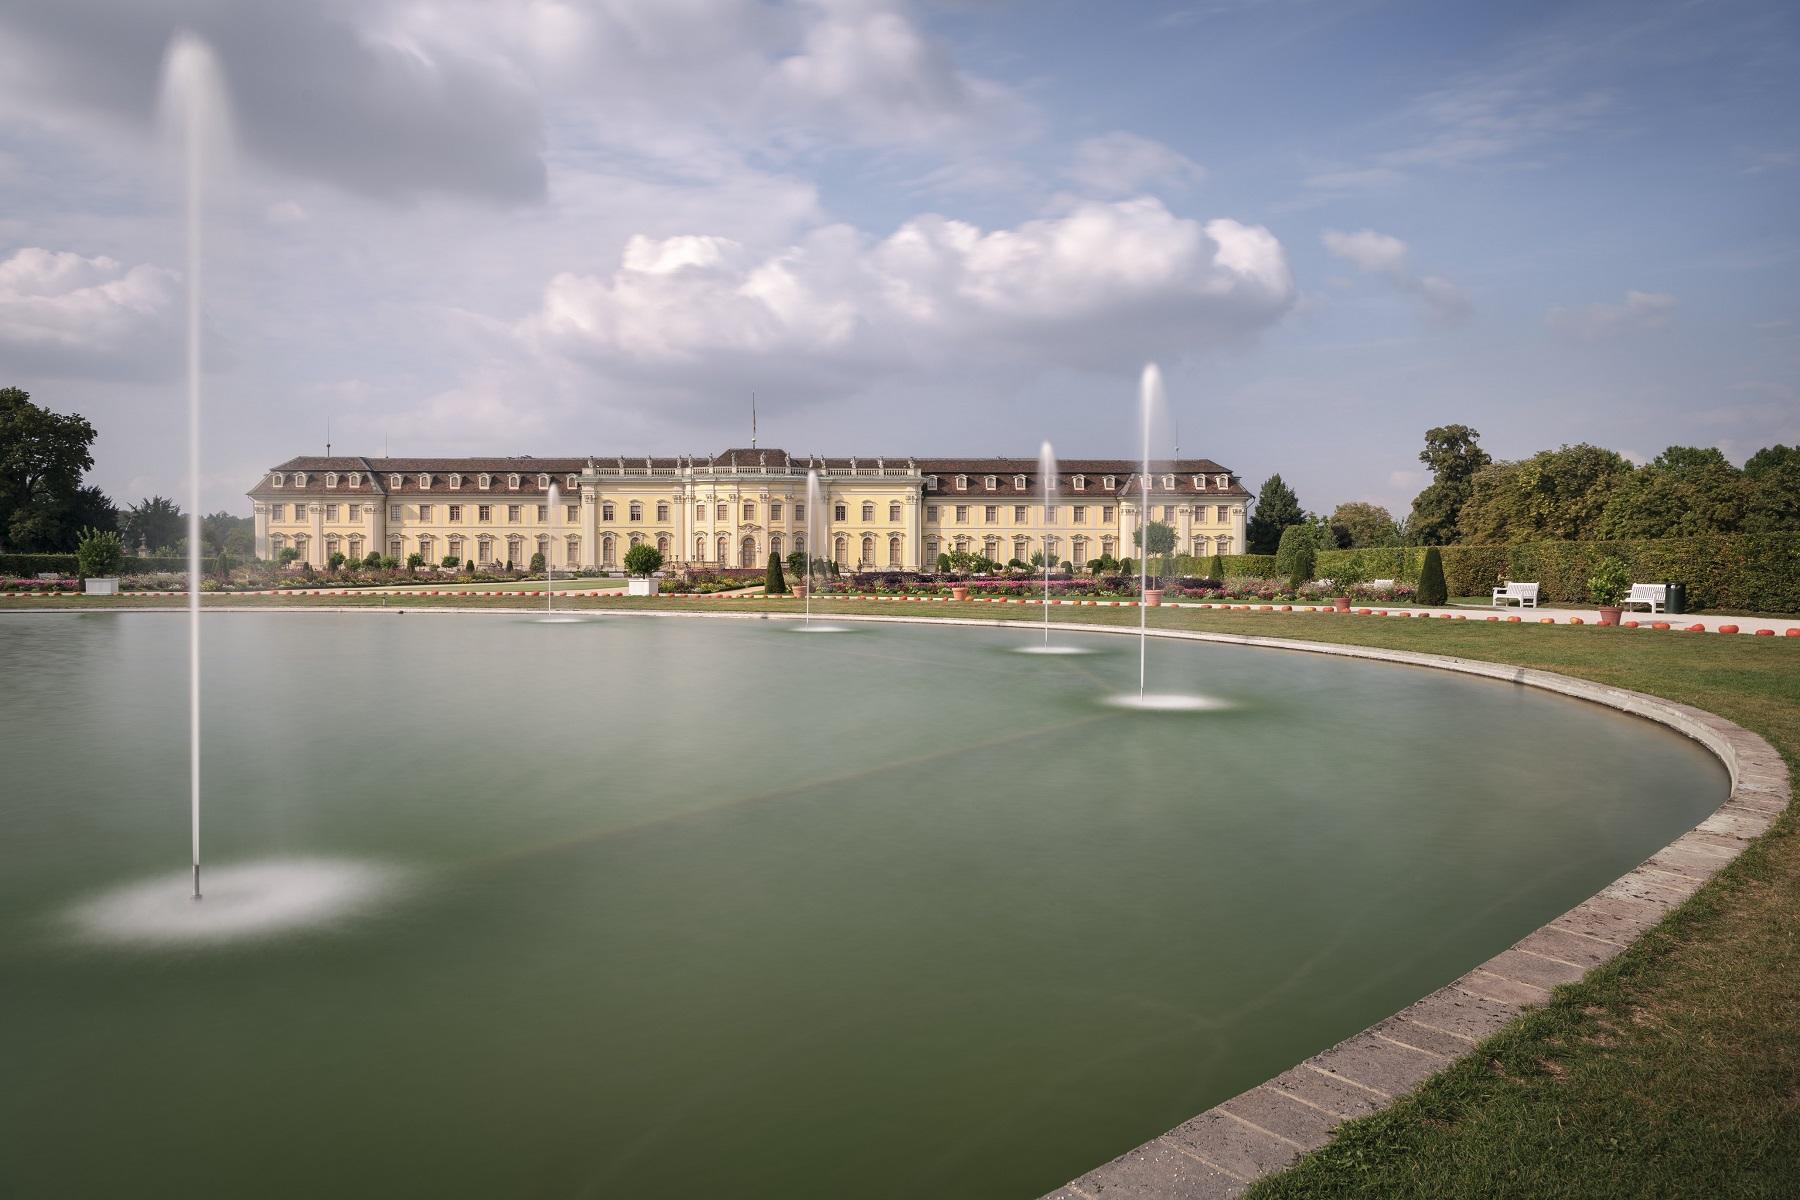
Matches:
[[624, 542, 663, 595], [1330, 557, 1368, 611], [76, 526, 124, 595], [1588, 555, 1629, 626]]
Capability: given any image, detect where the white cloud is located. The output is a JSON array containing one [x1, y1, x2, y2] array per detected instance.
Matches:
[[521, 199, 1294, 395], [1062, 132, 1206, 196], [0, 246, 179, 377], [1322, 229, 1470, 323], [1546, 290, 1676, 338], [1322, 228, 1408, 273]]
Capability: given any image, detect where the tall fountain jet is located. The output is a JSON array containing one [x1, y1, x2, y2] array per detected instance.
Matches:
[[546, 482, 560, 617], [804, 469, 823, 626], [1138, 363, 1161, 698], [160, 33, 229, 901], [1040, 441, 1057, 648]]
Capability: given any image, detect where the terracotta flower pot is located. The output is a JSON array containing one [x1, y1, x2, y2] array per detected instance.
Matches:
[[951, 585, 970, 601], [1333, 595, 1351, 612], [1143, 589, 1163, 607], [1596, 605, 1622, 626], [792, 584, 807, 599]]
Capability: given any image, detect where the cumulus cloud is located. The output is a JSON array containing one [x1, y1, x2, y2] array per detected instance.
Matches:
[[1322, 228, 1470, 323], [1546, 290, 1676, 339], [0, 247, 179, 378], [521, 199, 1294, 398], [1062, 132, 1206, 196]]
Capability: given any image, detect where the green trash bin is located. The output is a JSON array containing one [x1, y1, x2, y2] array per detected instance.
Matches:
[[1665, 581, 1686, 615]]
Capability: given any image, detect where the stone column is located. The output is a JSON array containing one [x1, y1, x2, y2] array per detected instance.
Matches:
[[365, 501, 383, 565], [308, 502, 325, 567], [906, 491, 922, 571], [580, 485, 598, 567], [252, 502, 270, 559]]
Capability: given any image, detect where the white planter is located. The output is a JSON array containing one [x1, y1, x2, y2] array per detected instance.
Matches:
[[84, 577, 119, 596], [626, 576, 657, 596]]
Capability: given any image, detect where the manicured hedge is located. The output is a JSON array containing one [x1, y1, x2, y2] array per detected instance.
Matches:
[[1216, 554, 1278, 577], [0, 552, 200, 576], [1316, 546, 1430, 584], [1437, 534, 1800, 612]]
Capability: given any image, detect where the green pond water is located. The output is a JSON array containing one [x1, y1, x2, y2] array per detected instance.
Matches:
[[0, 612, 1725, 1199]]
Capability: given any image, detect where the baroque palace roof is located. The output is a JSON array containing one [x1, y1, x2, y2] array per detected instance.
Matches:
[[249, 450, 1249, 499]]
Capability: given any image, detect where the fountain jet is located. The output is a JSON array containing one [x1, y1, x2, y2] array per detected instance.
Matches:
[[160, 32, 230, 900], [1139, 364, 1161, 697]]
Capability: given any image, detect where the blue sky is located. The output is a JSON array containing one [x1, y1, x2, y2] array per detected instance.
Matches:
[[1, 0, 1795, 516]]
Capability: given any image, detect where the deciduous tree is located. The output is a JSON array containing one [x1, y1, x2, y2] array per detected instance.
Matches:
[[1407, 424, 1490, 544], [1246, 474, 1302, 553]]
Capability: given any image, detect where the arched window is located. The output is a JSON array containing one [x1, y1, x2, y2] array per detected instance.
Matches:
[[741, 536, 757, 568], [1013, 536, 1028, 562], [1014, 475, 1025, 489], [604, 535, 618, 566], [794, 532, 806, 555], [1162, 474, 1175, 489], [418, 473, 431, 489], [1215, 475, 1229, 489], [270, 533, 286, 553], [888, 501, 901, 522], [348, 473, 361, 488], [325, 472, 338, 488], [984, 475, 997, 490], [448, 535, 463, 561], [861, 501, 874, 521], [955, 474, 967, 491], [656, 502, 669, 522], [507, 474, 520, 490], [449, 474, 462, 489], [1192, 475, 1206, 490], [1044, 535, 1059, 560], [391, 473, 403, 489], [716, 533, 729, 562], [834, 534, 849, 566], [1072, 537, 1087, 564], [537, 474, 550, 489], [888, 535, 902, 567], [628, 532, 643, 548], [1073, 474, 1085, 490], [770, 533, 783, 558], [693, 534, 705, 561], [567, 535, 581, 564], [925, 475, 938, 491], [506, 534, 524, 564], [861, 534, 875, 565], [347, 536, 363, 561], [566, 474, 578, 489], [417, 535, 433, 560], [629, 501, 642, 521], [478, 474, 491, 490], [294, 472, 307, 487], [656, 534, 669, 555], [983, 536, 999, 561], [271, 472, 285, 487], [1102, 475, 1115, 490]]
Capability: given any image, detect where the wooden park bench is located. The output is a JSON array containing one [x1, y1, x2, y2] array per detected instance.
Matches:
[[1623, 582, 1668, 613], [1492, 581, 1540, 609]]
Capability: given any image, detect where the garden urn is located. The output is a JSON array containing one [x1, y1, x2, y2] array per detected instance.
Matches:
[[951, 585, 970, 601], [1143, 588, 1163, 607]]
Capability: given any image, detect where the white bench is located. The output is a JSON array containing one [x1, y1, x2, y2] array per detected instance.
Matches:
[[1371, 578, 1396, 589], [1492, 581, 1540, 608], [1624, 583, 1667, 613]]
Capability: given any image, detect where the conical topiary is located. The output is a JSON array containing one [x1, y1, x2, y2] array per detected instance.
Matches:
[[1206, 552, 1224, 581], [1417, 545, 1448, 605], [765, 551, 788, 594]]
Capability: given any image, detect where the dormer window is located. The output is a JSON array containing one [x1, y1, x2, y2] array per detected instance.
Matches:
[[1193, 475, 1206, 490], [390, 474, 403, 489], [478, 474, 491, 490], [985, 475, 997, 490], [1162, 474, 1175, 490], [1216, 474, 1229, 489], [925, 475, 938, 491], [271, 472, 285, 487], [348, 473, 361, 488], [1103, 475, 1115, 490], [325, 472, 338, 488], [418, 473, 431, 489], [537, 474, 550, 489], [449, 474, 462, 489], [507, 474, 520, 490], [1073, 474, 1085, 491], [294, 472, 307, 487], [566, 475, 577, 489], [1013, 474, 1026, 490], [955, 474, 968, 491]]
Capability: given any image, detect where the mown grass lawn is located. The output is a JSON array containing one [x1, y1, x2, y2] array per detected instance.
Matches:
[[10, 593, 1798, 1198]]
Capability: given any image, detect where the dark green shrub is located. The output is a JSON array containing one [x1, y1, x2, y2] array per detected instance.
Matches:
[[1206, 553, 1224, 580], [406, 552, 425, 570], [1588, 555, 1630, 606], [1274, 524, 1316, 585], [529, 552, 546, 572], [1417, 546, 1448, 605], [328, 552, 347, 571], [363, 551, 383, 568], [441, 554, 460, 569], [465, 559, 475, 571], [0, 552, 78, 576], [624, 543, 663, 576], [279, 547, 300, 564], [765, 551, 788, 594], [935, 552, 952, 573]]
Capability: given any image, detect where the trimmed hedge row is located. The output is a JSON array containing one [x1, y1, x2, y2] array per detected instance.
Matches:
[[1438, 534, 1800, 613], [0, 553, 198, 577], [1317, 546, 1430, 584], [1216, 554, 1278, 577]]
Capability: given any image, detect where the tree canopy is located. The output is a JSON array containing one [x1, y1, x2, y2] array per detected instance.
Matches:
[[123, 496, 186, 554], [0, 387, 101, 552], [1407, 424, 1490, 544], [1246, 474, 1302, 553], [1327, 501, 1398, 548], [1133, 519, 1177, 555]]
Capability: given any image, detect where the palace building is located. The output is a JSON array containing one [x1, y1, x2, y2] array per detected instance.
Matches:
[[247, 450, 1250, 572]]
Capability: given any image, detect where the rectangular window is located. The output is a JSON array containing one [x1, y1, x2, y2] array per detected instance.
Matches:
[[716, 503, 728, 520], [834, 503, 847, 521], [771, 501, 782, 521], [568, 506, 579, 523], [478, 505, 492, 522], [743, 502, 755, 520], [1073, 506, 1086, 524], [955, 505, 968, 523], [926, 506, 939, 523], [448, 505, 462, 522], [390, 504, 403, 521], [537, 505, 548, 523], [508, 505, 521, 523], [322, 504, 337, 522], [1216, 505, 1228, 522], [415, 505, 430, 522], [984, 505, 998, 523], [269, 504, 284, 522], [604, 503, 616, 521], [795, 502, 806, 521], [1104, 506, 1115, 522], [1013, 505, 1025, 524], [1045, 505, 1057, 521], [1161, 505, 1174, 522]]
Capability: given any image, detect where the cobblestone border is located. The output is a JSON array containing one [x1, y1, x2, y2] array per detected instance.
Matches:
[[6, 606, 1786, 1198]]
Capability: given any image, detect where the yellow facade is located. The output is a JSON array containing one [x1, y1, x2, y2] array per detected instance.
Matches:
[[249, 451, 1249, 573]]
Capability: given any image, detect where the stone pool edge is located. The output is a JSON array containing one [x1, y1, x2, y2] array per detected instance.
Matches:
[[8, 607, 1787, 1199]]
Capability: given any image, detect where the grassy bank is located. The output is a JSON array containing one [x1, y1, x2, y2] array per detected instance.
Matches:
[[9, 593, 1797, 1197]]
